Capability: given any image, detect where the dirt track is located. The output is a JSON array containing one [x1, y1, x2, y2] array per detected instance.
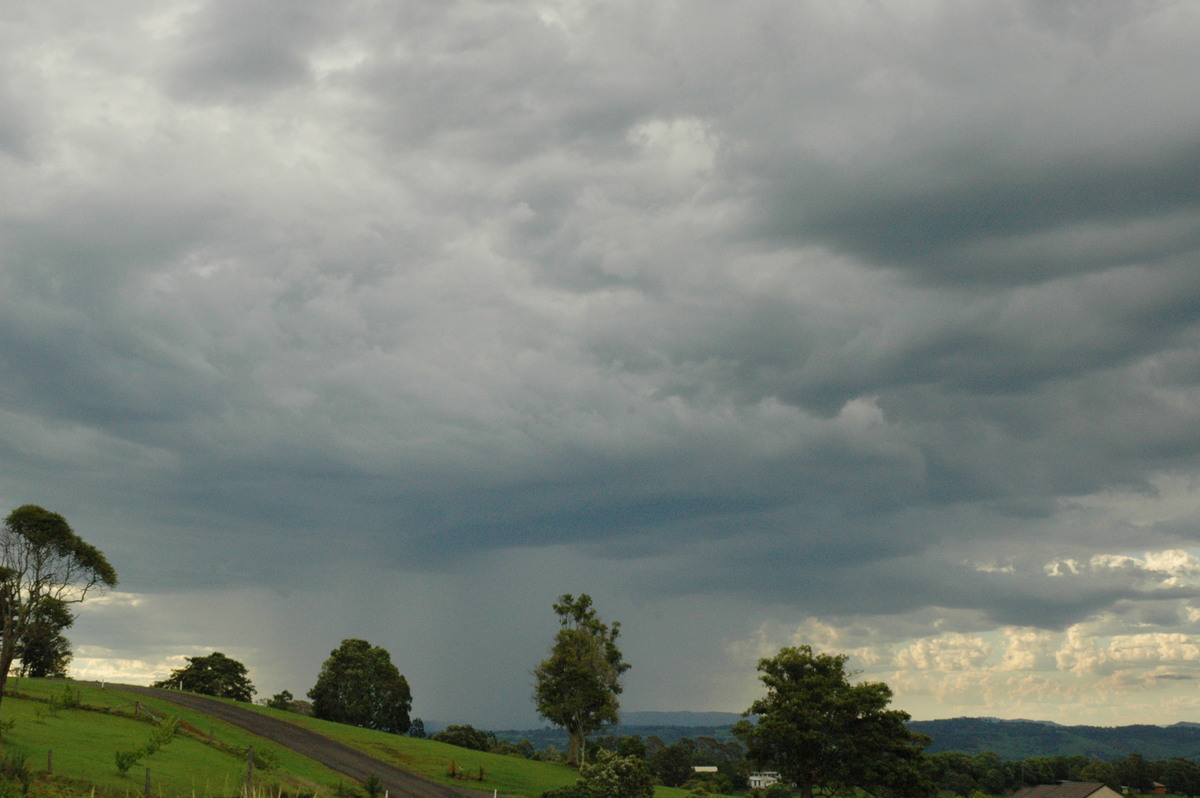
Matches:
[[112, 685, 484, 798]]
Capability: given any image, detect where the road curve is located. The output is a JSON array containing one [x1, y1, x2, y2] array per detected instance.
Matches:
[[111, 685, 483, 798]]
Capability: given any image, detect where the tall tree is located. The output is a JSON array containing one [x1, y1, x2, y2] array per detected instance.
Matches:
[[16, 597, 75, 678], [308, 639, 411, 733], [153, 651, 256, 701], [533, 594, 630, 767], [0, 505, 117, 710], [733, 645, 932, 798]]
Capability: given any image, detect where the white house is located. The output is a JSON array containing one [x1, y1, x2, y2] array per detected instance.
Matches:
[[749, 772, 781, 789]]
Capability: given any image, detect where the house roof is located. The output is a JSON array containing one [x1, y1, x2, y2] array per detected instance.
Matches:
[[1012, 782, 1112, 798]]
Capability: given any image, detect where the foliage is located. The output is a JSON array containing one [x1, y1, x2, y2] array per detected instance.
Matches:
[[1079, 761, 1120, 792], [432, 723, 492, 751], [408, 717, 427, 738], [261, 690, 298, 711], [617, 735, 647, 759], [114, 714, 181, 775], [651, 740, 696, 787], [308, 638, 412, 734], [733, 645, 933, 798], [153, 651, 257, 701], [1163, 757, 1200, 797], [540, 749, 654, 798], [912, 717, 1200, 761], [14, 596, 74, 678], [47, 683, 82, 714], [113, 749, 141, 776], [924, 750, 1200, 797], [0, 749, 30, 796], [0, 505, 118, 710], [533, 594, 630, 766]]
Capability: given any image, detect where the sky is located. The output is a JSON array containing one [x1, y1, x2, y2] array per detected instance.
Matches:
[[4, 0, 1200, 730]]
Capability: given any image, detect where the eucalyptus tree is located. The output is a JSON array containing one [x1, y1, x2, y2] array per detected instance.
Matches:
[[533, 594, 630, 766], [0, 505, 117, 710]]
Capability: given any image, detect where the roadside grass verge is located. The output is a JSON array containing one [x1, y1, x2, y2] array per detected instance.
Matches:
[[243, 703, 704, 797]]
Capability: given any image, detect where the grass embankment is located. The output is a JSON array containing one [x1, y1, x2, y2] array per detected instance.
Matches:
[[2, 679, 705, 797], [241, 703, 700, 798], [2, 679, 346, 797]]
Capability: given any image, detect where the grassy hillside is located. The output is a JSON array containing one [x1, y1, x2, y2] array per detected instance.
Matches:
[[1, 679, 346, 796], [0, 679, 704, 798], [239, 703, 700, 798]]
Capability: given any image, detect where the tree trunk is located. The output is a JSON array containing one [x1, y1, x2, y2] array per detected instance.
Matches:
[[0, 627, 17, 711], [566, 715, 588, 767]]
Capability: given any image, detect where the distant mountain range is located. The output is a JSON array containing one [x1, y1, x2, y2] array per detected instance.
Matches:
[[492, 714, 1200, 761], [910, 717, 1200, 761], [620, 711, 744, 727]]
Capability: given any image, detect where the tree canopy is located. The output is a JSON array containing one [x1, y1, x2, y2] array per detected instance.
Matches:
[[15, 597, 74, 678], [533, 593, 630, 766], [154, 651, 257, 701], [733, 645, 933, 798], [0, 505, 117, 709], [308, 638, 412, 734]]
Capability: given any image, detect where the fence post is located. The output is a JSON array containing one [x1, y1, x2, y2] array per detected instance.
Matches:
[[245, 744, 254, 795], [144, 767, 151, 798], [47, 750, 52, 774]]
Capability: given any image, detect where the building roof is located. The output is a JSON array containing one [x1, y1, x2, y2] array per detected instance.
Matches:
[[1012, 782, 1114, 798]]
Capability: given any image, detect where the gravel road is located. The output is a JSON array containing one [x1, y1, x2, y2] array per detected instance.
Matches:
[[112, 685, 485, 798]]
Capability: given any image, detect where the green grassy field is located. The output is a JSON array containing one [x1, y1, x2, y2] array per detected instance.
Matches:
[[0, 679, 707, 798], [2, 679, 348, 797]]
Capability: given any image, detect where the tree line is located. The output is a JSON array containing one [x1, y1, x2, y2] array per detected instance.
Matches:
[[927, 751, 1200, 797]]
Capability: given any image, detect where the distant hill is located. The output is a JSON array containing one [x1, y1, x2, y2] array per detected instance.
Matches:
[[910, 717, 1200, 761], [496, 715, 1200, 761], [493, 717, 743, 751], [621, 711, 744, 727]]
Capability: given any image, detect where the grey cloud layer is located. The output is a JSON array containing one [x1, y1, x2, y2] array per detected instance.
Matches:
[[4, 0, 1200, 703]]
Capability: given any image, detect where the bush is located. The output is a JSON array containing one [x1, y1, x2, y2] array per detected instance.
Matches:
[[542, 750, 654, 798], [0, 750, 29, 792], [114, 750, 141, 776], [432, 724, 491, 751]]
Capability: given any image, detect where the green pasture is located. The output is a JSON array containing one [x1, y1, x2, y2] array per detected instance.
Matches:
[[2, 679, 347, 797], [2, 679, 710, 797], [242, 702, 702, 797]]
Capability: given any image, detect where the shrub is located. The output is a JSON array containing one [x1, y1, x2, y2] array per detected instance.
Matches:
[[542, 750, 654, 798], [114, 750, 141, 776], [432, 724, 491, 751], [0, 750, 30, 794]]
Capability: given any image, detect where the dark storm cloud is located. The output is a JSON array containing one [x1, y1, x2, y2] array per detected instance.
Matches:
[[162, 0, 332, 102], [755, 140, 1200, 285], [6, 0, 1200, 723]]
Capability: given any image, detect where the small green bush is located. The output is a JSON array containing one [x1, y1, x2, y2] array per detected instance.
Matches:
[[0, 749, 30, 795], [114, 749, 141, 776]]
